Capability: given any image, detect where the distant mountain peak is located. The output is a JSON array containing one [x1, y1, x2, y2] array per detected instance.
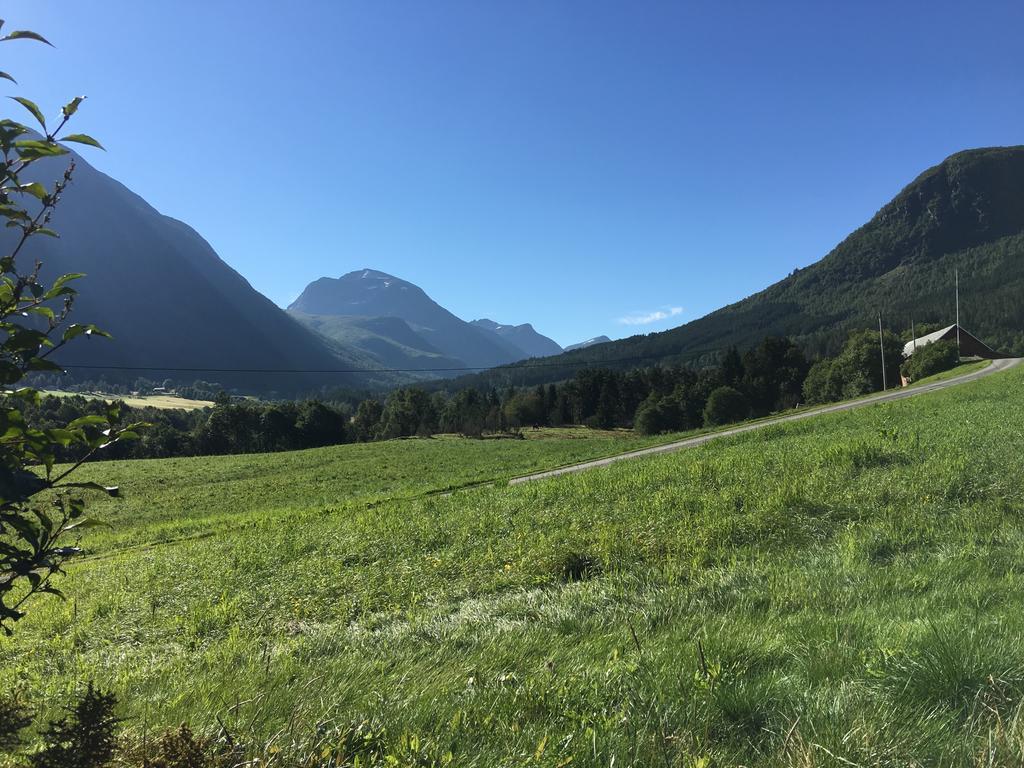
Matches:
[[289, 272, 563, 369], [565, 335, 611, 351], [470, 319, 562, 358], [289, 270, 529, 369]]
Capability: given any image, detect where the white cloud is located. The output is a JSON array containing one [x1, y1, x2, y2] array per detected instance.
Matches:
[[617, 306, 684, 326]]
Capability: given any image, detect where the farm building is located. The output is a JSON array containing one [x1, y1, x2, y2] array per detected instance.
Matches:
[[902, 324, 1010, 360]]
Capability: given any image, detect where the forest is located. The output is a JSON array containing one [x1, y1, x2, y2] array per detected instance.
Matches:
[[10, 325, 959, 464]]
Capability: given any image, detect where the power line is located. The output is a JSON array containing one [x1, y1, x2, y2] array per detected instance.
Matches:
[[55, 349, 722, 376]]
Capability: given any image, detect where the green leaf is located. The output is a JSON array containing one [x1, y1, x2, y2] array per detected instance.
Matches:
[[44, 428, 75, 447], [9, 96, 45, 130], [60, 133, 103, 150], [6, 328, 50, 352], [34, 227, 58, 238], [62, 323, 110, 341], [0, 119, 29, 146], [25, 305, 56, 321], [67, 414, 108, 429], [61, 96, 85, 118], [0, 31, 53, 46], [0, 205, 30, 222], [0, 72, 16, 84], [16, 181, 46, 200], [43, 272, 84, 299], [14, 141, 67, 160], [64, 517, 109, 532], [14, 139, 59, 151], [26, 358, 63, 373], [51, 272, 85, 289], [61, 482, 119, 497]]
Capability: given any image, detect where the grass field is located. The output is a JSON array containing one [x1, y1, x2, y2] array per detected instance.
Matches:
[[4, 365, 1024, 766], [40, 389, 216, 411]]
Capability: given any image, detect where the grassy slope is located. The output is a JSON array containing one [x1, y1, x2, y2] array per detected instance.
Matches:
[[50, 428, 683, 557], [4, 368, 1024, 765]]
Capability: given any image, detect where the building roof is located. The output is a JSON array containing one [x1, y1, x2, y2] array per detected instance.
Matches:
[[902, 324, 957, 358]]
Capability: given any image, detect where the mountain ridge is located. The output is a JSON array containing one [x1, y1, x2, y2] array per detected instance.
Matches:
[[470, 319, 563, 358], [288, 270, 560, 371], [434, 146, 1024, 390], [12, 150, 382, 395]]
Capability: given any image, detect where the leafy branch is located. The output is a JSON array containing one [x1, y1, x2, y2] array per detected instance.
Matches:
[[0, 18, 145, 633]]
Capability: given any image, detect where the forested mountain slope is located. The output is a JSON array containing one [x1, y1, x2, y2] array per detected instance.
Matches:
[[443, 146, 1024, 390]]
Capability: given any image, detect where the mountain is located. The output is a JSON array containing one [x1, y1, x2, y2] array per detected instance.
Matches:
[[288, 270, 528, 370], [438, 146, 1024, 390], [470, 319, 563, 358], [565, 336, 612, 352], [289, 313, 465, 372], [12, 149, 383, 395]]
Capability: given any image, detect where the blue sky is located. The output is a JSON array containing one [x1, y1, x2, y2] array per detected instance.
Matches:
[[10, 1, 1024, 347]]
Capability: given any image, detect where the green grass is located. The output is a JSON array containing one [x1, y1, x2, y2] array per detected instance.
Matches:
[[4, 365, 1024, 766], [44, 428, 687, 558], [907, 358, 990, 386]]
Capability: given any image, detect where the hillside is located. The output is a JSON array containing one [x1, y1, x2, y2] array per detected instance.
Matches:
[[289, 270, 542, 370], [445, 146, 1024, 390], [470, 318, 563, 358], [10, 149, 384, 396], [5, 364, 1024, 764]]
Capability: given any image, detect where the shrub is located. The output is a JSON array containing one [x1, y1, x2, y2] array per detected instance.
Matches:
[[0, 694, 31, 753], [901, 339, 959, 383], [703, 386, 750, 426], [802, 357, 841, 404], [634, 394, 686, 435], [139, 725, 218, 768], [30, 683, 120, 768]]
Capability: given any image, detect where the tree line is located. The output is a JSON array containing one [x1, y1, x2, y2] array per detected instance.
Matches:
[[14, 325, 963, 464]]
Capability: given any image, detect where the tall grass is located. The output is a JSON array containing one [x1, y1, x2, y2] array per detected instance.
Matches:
[[2, 367, 1024, 765]]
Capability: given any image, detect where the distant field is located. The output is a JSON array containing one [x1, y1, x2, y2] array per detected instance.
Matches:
[[39, 389, 215, 410], [4, 366, 1024, 765]]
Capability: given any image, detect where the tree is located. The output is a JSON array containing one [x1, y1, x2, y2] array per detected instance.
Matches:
[[901, 339, 958, 383], [703, 386, 750, 426], [828, 328, 904, 399], [0, 23, 145, 632], [633, 393, 686, 435], [352, 399, 383, 442], [740, 336, 809, 414], [440, 388, 487, 437], [802, 357, 841, 404], [295, 401, 347, 447], [721, 346, 744, 388]]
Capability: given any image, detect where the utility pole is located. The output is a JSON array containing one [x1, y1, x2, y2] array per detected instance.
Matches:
[[879, 314, 887, 391], [955, 268, 961, 362]]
